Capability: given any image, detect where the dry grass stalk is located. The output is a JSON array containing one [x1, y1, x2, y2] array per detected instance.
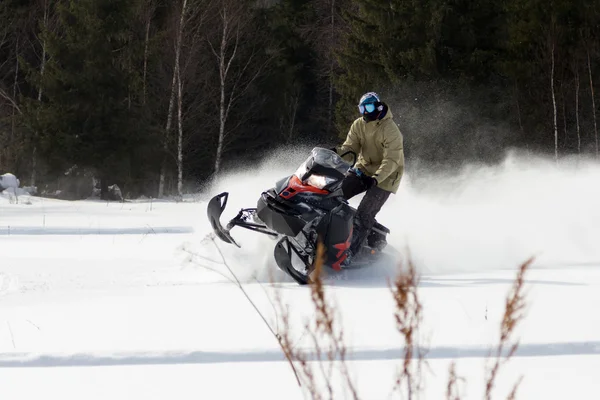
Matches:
[[446, 362, 463, 400], [484, 257, 534, 400], [276, 240, 359, 400], [390, 256, 425, 400], [273, 242, 532, 400], [506, 376, 523, 400]]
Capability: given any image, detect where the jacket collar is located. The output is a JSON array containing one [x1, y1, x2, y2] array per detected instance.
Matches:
[[380, 107, 393, 121], [366, 105, 393, 125]]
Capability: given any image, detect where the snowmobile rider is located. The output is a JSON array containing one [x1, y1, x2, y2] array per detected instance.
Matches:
[[331, 92, 404, 266]]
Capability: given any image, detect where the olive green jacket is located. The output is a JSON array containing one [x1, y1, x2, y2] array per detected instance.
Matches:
[[336, 108, 404, 194]]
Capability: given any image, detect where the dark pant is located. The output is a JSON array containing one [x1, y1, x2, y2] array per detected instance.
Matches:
[[341, 171, 391, 255]]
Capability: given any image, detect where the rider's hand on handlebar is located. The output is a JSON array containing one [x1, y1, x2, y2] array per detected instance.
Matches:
[[350, 168, 378, 189]]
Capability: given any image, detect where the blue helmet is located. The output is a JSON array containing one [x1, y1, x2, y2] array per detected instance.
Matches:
[[358, 92, 383, 120]]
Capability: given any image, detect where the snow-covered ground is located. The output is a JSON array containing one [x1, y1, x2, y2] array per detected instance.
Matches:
[[2, 149, 600, 399]]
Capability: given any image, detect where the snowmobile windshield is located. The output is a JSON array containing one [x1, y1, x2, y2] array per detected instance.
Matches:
[[294, 148, 351, 185]]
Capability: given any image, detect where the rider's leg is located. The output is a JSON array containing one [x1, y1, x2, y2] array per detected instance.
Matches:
[[349, 186, 391, 257], [341, 170, 367, 200]]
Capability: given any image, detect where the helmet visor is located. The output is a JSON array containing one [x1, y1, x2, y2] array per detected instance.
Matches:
[[359, 102, 376, 114]]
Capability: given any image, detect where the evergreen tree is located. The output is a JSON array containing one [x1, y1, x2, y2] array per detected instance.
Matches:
[[29, 0, 152, 198], [0, 0, 39, 174], [3, 0, 600, 196], [500, 0, 600, 153], [260, 0, 322, 144], [334, 0, 445, 133]]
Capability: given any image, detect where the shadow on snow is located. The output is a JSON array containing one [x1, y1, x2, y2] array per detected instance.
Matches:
[[0, 226, 194, 236], [2, 341, 599, 368]]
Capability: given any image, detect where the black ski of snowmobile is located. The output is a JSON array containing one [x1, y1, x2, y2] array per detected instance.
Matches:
[[206, 147, 390, 285]]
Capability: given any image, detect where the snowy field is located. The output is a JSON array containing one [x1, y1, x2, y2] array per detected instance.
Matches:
[[2, 150, 600, 399]]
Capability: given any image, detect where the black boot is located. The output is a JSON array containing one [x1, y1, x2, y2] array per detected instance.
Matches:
[[341, 221, 363, 268]]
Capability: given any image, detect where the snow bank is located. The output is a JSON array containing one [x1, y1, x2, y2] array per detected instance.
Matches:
[[0, 173, 37, 204], [0, 173, 20, 190]]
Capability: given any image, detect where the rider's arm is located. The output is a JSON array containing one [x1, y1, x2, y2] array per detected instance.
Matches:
[[374, 123, 404, 184], [337, 119, 362, 163]]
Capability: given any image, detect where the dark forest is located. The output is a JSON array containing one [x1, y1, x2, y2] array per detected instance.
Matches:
[[1, 0, 598, 198]]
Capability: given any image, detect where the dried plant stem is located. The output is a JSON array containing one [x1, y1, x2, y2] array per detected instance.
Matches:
[[205, 233, 534, 400], [446, 362, 463, 400], [484, 257, 534, 400], [390, 257, 425, 400], [506, 376, 524, 400], [276, 241, 359, 400]]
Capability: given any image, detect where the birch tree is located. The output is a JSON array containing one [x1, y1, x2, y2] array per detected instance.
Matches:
[[158, 0, 212, 197], [575, 68, 581, 153], [208, 0, 271, 174], [177, 67, 184, 195], [587, 50, 598, 157], [175, 1, 214, 196], [158, 0, 188, 198], [551, 40, 558, 161], [31, 0, 53, 187], [10, 39, 20, 169], [141, 0, 156, 106]]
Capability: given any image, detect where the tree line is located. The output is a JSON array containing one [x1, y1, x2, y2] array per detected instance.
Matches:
[[0, 0, 598, 199]]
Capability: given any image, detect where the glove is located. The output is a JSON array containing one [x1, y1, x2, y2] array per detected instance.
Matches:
[[363, 175, 378, 189], [351, 168, 378, 189], [329, 147, 338, 154]]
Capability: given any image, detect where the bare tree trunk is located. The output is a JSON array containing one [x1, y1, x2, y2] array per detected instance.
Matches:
[[214, 5, 234, 175], [31, 0, 50, 187], [576, 69, 581, 154], [142, 1, 155, 105], [561, 81, 567, 148], [280, 90, 300, 143], [210, 0, 269, 174], [551, 42, 558, 162], [10, 39, 19, 170], [514, 81, 524, 135], [215, 54, 225, 174], [327, 0, 335, 137], [288, 94, 299, 143], [214, 4, 240, 174], [158, 0, 188, 198], [177, 67, 183, 196], [143, 23, 150, 104], [588, 50, 598, 157]]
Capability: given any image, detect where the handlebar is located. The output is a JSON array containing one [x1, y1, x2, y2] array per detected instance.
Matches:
[[339, 150, 357, 167]]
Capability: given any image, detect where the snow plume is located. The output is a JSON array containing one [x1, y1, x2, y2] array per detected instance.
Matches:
[[185, 146, 315, 283], [188, 145, 600, 282], [383, 150, 600, 274]]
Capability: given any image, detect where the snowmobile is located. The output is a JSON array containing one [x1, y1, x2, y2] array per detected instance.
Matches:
[[206, 147, 390, 285]]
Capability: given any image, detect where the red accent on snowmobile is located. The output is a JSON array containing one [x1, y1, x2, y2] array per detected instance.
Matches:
[[331, 227, 352, 271], [205, 148, 390, 286], [331, 254, 347, 271], [279, 175, 329, 199]]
